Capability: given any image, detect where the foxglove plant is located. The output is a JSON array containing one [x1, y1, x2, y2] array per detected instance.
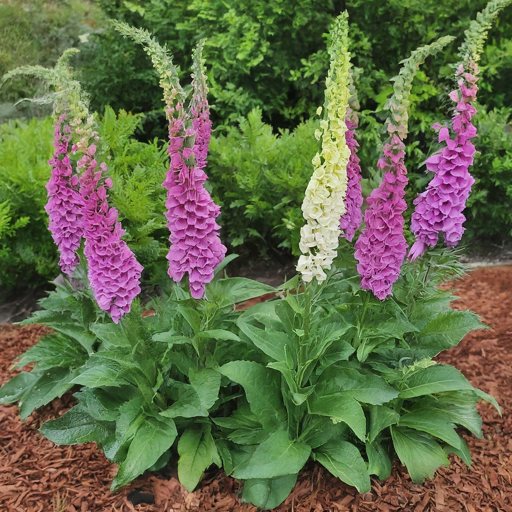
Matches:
[[1, 50, 143, 323], [114, 23, 226, 298], [354, 36, 454, 300], [410, 0, 512, 259], [1, 50, 88, 276], [296, 12, 351, 283]]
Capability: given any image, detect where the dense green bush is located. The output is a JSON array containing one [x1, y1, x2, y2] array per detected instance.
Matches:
[[0, 117, 57, 293], [466, 106, 512, 239], [208, 109, 318, 257], [0, 0, 105, 121]]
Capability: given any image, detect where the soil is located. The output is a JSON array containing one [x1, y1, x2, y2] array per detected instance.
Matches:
[[1, 266, 512, 512]]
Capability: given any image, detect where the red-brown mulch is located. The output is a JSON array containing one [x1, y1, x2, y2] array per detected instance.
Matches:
[[1, 267, 511, 512]]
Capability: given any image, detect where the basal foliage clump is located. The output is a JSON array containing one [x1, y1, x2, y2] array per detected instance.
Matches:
[[0, 3, 509, 509]]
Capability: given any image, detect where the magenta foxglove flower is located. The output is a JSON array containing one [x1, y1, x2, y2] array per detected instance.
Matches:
[[409, 65, 478, 260], [45, 115, 85, 275], [354, 131, 409, 300], [163, 95, 226, 299], [339, 118, 363, 241], [78, 144, 143, 323]]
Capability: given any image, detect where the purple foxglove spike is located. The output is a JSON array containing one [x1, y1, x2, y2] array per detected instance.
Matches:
[[354, 105, 409, 301], [78, 145, 142, 324], [409, 64, 479, 260], [163, 93, 226, 299], [45, 116, 85, 275], [340, 119, 363, 242]]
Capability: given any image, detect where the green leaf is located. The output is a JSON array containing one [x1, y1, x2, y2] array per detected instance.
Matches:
[[112, 415, 177, 490], [19, 367, 78, 420], [178, 424, 220, 492], [90, 323, 130, 349], [0, 372, 37, 404], [399, 410, 470, 465], [45, 324, 96, 355], [474, 388, 501, 415], [228, 428, 269, 445], [410, 392, 482, 438], [391, 426, 449, 483], [416, 310, 486, 353], [160, 382, 207, 419], [315, 440, 371, 493], [238, 320, 290, 362], [218, 361, 287, 431], [176, 305, 201, 334], [400, 365, 474, 399], [319, 368, 398, 405], [213, 277, 275, 306], [197, 329, 240, 341], [152, 332, 192, 345], [366, 441, 392, 479], [368, 405, 400, 443], [190, 369, 222, 410], [242, 474, 298, 510], [320, 339, 355, 367], [233, 431, 310, 480], [71, 360, 130, 388], [309, 394, 366, 442], [40, 405, 114, 445]]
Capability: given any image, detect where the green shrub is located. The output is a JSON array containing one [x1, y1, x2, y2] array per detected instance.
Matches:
[[0, 117, 57, 294], [208, 109, 318, 257], [465, 106, 512, 239], [0, 0, 105, 120]]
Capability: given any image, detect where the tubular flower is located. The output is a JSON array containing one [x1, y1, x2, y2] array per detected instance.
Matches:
[[354, 36, 454, 300], [296, 12, 351, 283], [112, 26, 226, 298], [339, 116, 363, 242], [409, 0, 512, 259], [354, 133, 409, 300], [409, 68, 478, 259], [78, 139, 143, 324], [45, 115, 84, 274], [163, 46, 226, 299]]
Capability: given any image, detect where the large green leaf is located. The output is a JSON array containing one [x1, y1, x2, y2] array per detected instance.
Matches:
[[14, 332, 88, 371], [309, 394, 366, 442], [40, 405, 114, 445], [391, 426, 449, 483], [71, 360, 130, 388], [178, 424, 220, 492], [190, 369, 221, 410], [89, 323, 130, 349], [238, 320, 290, 362], [242, 474, 298, 510], [410, 391, 482, 438], [415, 309, 486, 353], [218, 361, 287, 431], [400, 365, 474, 399], [160, 382, 207, 419], [368, 405, 400, 443], [366, 441, 392, 479], [233, 431, 310, 480], [112, 414, 177, 490], [19, 367, 78, 420], [211, 277, 276, 306], [44, 324, 96, 355], [399, 410, 471, 465], [0, 372, 37, 404], [314, 440, 371, 493], [319, 367, 398, 405]]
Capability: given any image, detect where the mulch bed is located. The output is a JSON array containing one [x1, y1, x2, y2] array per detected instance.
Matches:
[[1, 266, 512, 512]]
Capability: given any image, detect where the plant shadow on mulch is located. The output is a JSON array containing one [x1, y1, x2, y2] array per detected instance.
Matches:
[[1, 267, 512, 512]]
